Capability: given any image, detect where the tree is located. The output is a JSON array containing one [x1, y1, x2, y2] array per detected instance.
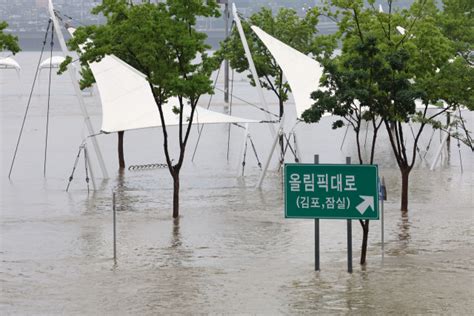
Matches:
[[302, 0, 472, 263], [302, 3, 386, 265], [438, 0, 474, 66], [0, 21, 20, 54], [437, 0, 474, 149], [63, 0, 220, 218]]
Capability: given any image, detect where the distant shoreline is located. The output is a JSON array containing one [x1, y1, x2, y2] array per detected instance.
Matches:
[[10, 23, 338, 51]]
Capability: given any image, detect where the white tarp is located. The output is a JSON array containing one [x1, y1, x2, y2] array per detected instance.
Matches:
[[67, 28, 258, 133], [39, 56, 66, 69], [90, 54, 257, 133], [251, 26, 324, 118], [0, 57, 21, 72]]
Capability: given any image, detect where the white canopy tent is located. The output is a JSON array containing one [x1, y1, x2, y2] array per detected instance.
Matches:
[[39, 56, 66, 70], [85, 52, 258, 133], [251, 26, 324, 119], [0, 57, 21, 74], [246, 26, 328, 187]]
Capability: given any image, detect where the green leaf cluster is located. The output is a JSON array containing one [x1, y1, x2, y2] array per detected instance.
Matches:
[[0, 21, 20, 54]]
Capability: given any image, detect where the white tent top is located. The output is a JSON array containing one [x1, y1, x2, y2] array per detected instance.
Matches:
[[88, 54, 258, 133], [251, 26, 324, 119], [39, 56, 66, 69], [0, 57, 21, 71]]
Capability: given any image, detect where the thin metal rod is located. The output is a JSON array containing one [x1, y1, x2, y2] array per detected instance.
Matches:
[[423, 128, 436, 158], [66, 144, 83, 192], [256, 115, 285, 188], [224, 2, 229, 103], [381, 193, 385, 260], [237, 123, 249, 177], [346, 156, 352, 273], [113, 192, 117, 262], [44, 23, 54, 177], [191, 63, 222, 162], [84, 145, 90, 193], [314, 154, 320, 271], [315, 219, 320, 271], [347, 219, 353, 273], [430, 130, 450, 170], [340, 124, 350, 150], [9, 20, 52, 179], [226, 68, 235, 162]]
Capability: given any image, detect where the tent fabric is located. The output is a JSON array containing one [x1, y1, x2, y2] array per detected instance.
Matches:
[[39, 56, 66, 69], [90, 54, 258, 133], [0, 57, 21, 71], [251, 26, 324, 118], [67, 29, 258, 133]]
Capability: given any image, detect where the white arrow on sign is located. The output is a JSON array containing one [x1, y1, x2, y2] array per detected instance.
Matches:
[[356, 196, 375, 215]]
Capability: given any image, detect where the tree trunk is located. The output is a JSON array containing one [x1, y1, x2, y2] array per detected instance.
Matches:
[[172, 172, 180, 218], [400, 167, 410, 212], [118, 131, 125, 169], [359, 219, 369, 265]]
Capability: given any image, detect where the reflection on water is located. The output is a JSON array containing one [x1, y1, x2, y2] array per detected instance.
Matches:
[[1, 52, 473, 314], [398, 212, 411, 242]]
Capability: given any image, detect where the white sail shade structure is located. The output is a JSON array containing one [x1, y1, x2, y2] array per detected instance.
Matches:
[[250, 26, 325, 119], [0, 57, 21, 73], [66, 29, 258, 133], [90, 54, 258, 133], [39, 56, 66, 70]]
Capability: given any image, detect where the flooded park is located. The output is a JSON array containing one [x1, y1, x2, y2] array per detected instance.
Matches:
[[1, 51, 473, 314]]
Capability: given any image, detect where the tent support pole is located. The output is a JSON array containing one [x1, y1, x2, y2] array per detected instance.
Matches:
[[256, 115, 285, 188], [237, 123, 249, 177], [293, 131, 302, 162], [232, 3, 275, 139], [48, 0, 108, 180], [430, 129, 450, 171]]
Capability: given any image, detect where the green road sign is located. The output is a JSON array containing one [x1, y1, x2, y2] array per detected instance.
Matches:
[[284, 164, 379, 220]]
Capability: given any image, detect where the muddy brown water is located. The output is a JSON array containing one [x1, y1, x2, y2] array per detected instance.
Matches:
[[1, 52, 473, 314]]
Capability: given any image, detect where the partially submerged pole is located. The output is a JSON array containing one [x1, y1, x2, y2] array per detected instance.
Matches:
[[314, 154, 320, 271], [346, 156, 352, 274], [113, 191, 117, 262], [47, 0, 109, 180], [232, 3, 275, 138]]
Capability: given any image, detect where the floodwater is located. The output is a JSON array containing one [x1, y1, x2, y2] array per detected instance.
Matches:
[[1, 52, 473, 314]]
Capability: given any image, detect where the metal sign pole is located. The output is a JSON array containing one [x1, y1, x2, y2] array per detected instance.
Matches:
[[314, 154, 320, 271], [380, 176, 387, 260], [346, 156, 353, 273], [113, 191, 117, 262]]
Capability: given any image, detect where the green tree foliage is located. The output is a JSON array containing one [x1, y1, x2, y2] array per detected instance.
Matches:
[[303, 0, 472, 263], [62, 0, 220, 218], [304, 0, 470, 211], [218, 6, 324, 118], [438, 0, 473, 66], [0, 21, 20, 54]]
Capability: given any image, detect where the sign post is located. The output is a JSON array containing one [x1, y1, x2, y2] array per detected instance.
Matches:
[[314, 155, 320, 271], [284, 162, 379, 272], [346, 157, 352, 273]]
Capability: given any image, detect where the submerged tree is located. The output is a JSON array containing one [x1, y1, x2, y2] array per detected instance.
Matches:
[[303, 0, 472, 263], [63, 0, 220, 218], [0, 21, 20, 54]]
